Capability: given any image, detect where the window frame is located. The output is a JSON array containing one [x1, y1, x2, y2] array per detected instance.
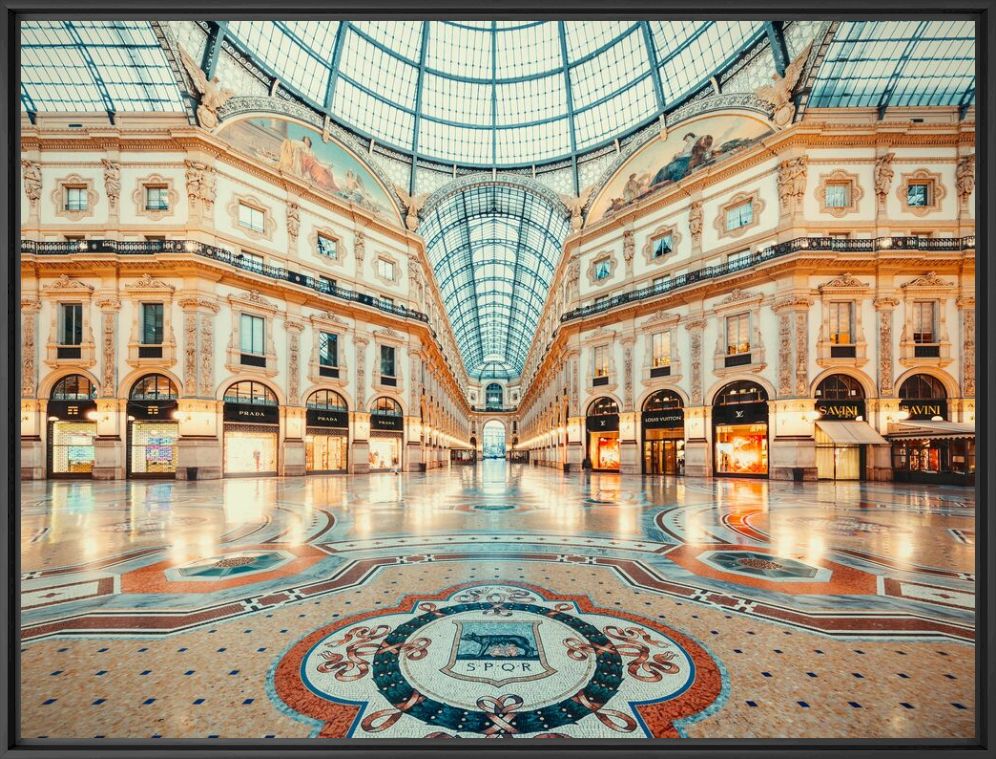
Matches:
[[240, 313, 266, 356], [726, 313, 751, 356]]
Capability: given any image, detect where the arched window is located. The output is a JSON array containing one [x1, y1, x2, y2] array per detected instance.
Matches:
[[485, 383, 503, 409], [815, 374, 865, 401], [223, 381, 277, 406], [51, 374, 96, 400], [643, 389, 683, 412], [371, 396, 403, 416], [130, 374, 178, 401], [587, 397, 619, 416], [306, 390, 348, 411], [715, 381, 768, 406], [899, 374, 947, 401]]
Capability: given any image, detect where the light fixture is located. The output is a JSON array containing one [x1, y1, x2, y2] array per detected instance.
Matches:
[[855, 415, 864, 422], [930, 415, 943, 421], [47, 415, 58, 422], [127, 415, 136, 422], [897, 410, 910, 421], [85, 410, 98, 421]]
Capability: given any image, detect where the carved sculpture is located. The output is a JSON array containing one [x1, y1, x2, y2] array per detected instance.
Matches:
[[182, 309, 198, 392], [622, 229, 635, 274], [776, 156, 808, 215], [777, 312, 792, 397], [754, 42, 811, 128], [354, 230, 366, 268], [558, 185, 594, 233], [179, 48, 235, 129], [199, 313, 214, 397], [287, 202, 300, 241], [21, 160, 42, 207], [961, 303, 975, 397], [874, 153, 895, 209], [101, 159, 120, 211], [956, 155, 975, 210], [394, 185, 428, 232], [688, 200, 703, 249], [185, 160, 217, 211]]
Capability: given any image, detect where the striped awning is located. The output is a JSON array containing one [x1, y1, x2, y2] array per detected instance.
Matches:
[[887, 420, 976, 440], [816, 420, 889, 445]]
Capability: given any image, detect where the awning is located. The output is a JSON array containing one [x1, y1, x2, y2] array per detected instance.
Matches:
[[888, 420, 976, 440], [816, 420, 889, 445]]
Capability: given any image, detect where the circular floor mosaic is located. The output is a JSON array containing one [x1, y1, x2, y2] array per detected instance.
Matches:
[[272, 583, 723, 738]]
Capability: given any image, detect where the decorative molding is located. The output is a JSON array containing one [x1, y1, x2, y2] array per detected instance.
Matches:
[[22, 160, 42, 209], [818, 273, 869, 291], [372, 253, 401, 287], [101, 159, 120, 213], [776, 156, 808, 216], [286, 202, 301, 243], [814, 169, 863, 217], [900, 272, 955, 290], [873, 152, 895, 210], [956, 155, 975, 213], [51, 174, 98, 222], [227, 192, 277, 241], [131, 173, 179, 222], [184, 160, 217, 213], [896, 169, 946, 217], [307, 225, 345, 268], [713, 191, 766, 240], [43, 273, 94, 293]]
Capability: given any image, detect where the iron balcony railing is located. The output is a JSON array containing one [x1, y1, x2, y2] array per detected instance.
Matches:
[[20, 238, 431, 324], [561, 235, 975, 323], [471, 405, 518, 413]]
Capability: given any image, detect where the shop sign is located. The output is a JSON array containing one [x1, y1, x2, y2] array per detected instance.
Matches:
[[899, 399, 948, 420], [47, 400, 96, 420], [712, 401, 767, 425], [370, 413, 404, 431], [127, 400, 178, 420], [586, 413, 619, 432], [642, 409, 684, 429], [224, 402, 279, 424], [306, 409, 349, 429], [815, 400, 865, 420]]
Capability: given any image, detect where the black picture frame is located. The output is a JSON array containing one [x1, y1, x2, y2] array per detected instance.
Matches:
[[2, 2, 993, 757]]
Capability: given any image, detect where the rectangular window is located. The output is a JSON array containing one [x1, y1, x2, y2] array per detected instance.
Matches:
[[141, 303, 164, 345], [240, 313, 265, 355], [907, 183, 930, 207], [725, 201, 753, 231], [65, 187, 88, 212], [60, 303, 83, 345], [593, 346, 609, 377], [828, 302, 855, 345], [652, 332, 671, 368], [913, 301, 937, 343], [594, 260, 611, 280], [238, 203, 265, 233], [319, 332, 338, 367], [377, 259, 395, 280], [727, 250, 751, 269], [726, 313, 750, 355], [317, 234, 338, 259], [144, 185, 169, 211], [825, 183, 851, 208], [380, 345, 396, 378], [239, 251, 264, 271], [651, 234, 672, 258]]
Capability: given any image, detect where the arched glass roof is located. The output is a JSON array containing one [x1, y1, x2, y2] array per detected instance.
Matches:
[[222, 20, 766, 167], [420, 184, 570, 379]]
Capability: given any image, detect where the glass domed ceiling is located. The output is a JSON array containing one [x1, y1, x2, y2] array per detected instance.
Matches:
[[223, 20, 766, 166]]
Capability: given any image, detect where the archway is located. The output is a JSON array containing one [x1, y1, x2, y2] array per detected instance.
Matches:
[[482, 420, 506, 459], [127, 374, 179, 479]]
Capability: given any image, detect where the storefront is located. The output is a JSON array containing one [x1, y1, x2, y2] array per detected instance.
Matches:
[[222, 381, 279, 477], [126, 374, 179, 478], [369, 396, 404, 471], [47, 374, 97, 478], [586, 397, 620, 472], [642, 389, 685, 475], [712, 381, 769, 478], [305, 390, 349, 473], [813, 374, 886, 481], [889, 374, 974, 485]]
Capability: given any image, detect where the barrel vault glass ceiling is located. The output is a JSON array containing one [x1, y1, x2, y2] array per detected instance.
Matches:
[[19, 19, 976, 382]]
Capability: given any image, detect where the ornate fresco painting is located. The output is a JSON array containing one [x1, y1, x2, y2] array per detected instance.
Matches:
[[218, 117, 396, 222], [588, 112, 773, 222]]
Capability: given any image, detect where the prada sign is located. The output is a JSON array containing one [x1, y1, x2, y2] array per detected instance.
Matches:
[[47, 400, 96, 420], [642, 410, 684, 429], [370, 413, 404, 431], [899, 399, 948, 421], [224, 403, 279, 424], [306, 409, 349, 429], [713, 401, 768, 425], [127, 400, 178, 420], [815, 400, 865, 420], [586, 413, 619, 432]]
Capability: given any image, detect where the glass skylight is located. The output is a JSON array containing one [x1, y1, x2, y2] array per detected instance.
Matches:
[[420, 184, 571, 379]]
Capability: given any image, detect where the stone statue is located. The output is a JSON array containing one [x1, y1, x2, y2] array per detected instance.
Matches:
[[394, 185, 428, 232], [754, 41, 812, 128], [956, 155, 975, 208], [558, 185, 594, 233], [776, 156, 808, 214], [21, 160, 42, 206], [179, 48, 235, 129], [874, 153, 895, 207], [688, 200, 703, 240], [101, 159, 120, 210], [286, 202, 300, 241]]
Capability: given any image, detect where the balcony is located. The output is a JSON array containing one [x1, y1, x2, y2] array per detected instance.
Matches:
[[21, 238, 430, 324], [559, 235, 974, 323]]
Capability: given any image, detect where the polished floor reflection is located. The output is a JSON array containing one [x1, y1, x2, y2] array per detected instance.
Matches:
[[20, 462, 975, 740]]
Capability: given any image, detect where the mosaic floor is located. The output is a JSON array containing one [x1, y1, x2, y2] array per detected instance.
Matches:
[[20, 462, 976, 740]]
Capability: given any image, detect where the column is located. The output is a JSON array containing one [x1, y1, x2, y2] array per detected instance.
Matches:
[[176, 297, 223, 479], [92, 298, 124, 479], [351, 335, 370, 473], [683, 315, 708, 477], [283, 320, 305, 476]]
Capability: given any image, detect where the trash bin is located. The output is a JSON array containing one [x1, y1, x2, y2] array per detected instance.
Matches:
[[186, 467, 199, 481], [792, 467, 804, 482]]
